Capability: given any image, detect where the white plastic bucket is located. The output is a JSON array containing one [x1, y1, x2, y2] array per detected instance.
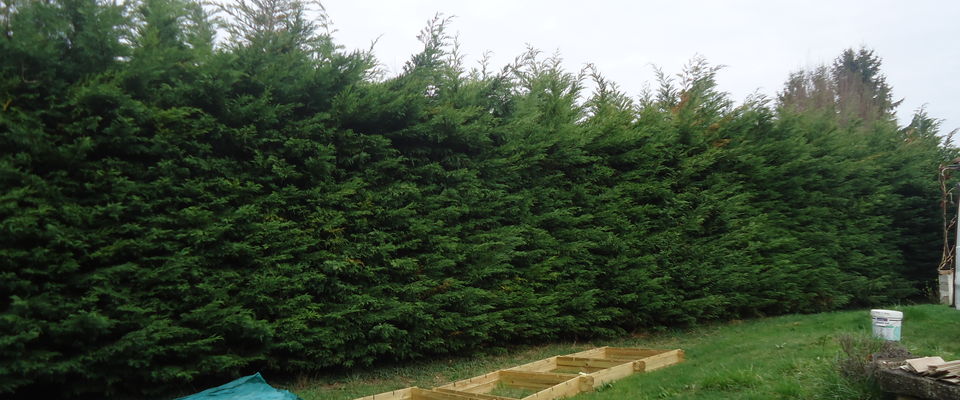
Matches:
[[871, 309, 903, 341]]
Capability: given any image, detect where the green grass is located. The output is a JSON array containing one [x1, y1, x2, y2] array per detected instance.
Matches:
[[288, 304, 960, 400], [488, 383, 539, 399]]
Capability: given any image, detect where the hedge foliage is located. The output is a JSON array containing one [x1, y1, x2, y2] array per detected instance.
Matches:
[[0, 0, 953, 398]]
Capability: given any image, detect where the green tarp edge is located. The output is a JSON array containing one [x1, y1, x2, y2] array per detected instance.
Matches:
[[175, 373, 301, 400]]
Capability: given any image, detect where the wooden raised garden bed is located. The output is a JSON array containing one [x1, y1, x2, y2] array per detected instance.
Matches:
[[354, 346, 684, 400]]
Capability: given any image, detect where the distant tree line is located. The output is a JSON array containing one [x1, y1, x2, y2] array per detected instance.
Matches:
[[0, 0, 953, 398]]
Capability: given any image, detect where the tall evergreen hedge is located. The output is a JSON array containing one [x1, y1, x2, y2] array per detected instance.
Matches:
[[0, 1, 952, 398]]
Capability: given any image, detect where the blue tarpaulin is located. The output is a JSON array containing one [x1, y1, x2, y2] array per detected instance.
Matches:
[[175, 373, 301, 400]]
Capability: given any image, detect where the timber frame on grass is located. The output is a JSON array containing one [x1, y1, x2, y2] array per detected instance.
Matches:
[[354, 346, 684, 400]]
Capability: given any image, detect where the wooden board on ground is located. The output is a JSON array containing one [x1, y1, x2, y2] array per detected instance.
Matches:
[[904, 357, 945, 374], [354, 347, 684, 400]]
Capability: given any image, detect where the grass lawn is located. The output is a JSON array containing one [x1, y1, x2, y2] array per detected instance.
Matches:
[[288, 304, 960, 399]]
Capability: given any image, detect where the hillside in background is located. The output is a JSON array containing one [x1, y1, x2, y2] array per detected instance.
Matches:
[[0, 0, 955, 398]]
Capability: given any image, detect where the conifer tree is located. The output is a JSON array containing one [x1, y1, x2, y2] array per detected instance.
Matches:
[[0, 4, 954, 397]]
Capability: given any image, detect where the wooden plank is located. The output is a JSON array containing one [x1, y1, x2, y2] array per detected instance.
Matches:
[[555, 356, 627, 370], [508, 356, 559, 373], [577, 375, 595, 393], [452, 380, 498, 395], [415, 388, 473, 400], [928, 360, 960, 376], [499, 370, 579, 390], [638, 349, 685, 372], [552, 365, 606, 373], [588, 361, 637, 387], [521, 377, 585, 400], [906, 357, 946, 373], [436, 371, 501, 394], [433, 388, 517, 400], [935, 360, 960, 368], [500, 370, 578, 383], [353, 386, 507, 400], [603, 347, 667, 361], [354, 387, 415, 400], [564, 346, 607, 359]]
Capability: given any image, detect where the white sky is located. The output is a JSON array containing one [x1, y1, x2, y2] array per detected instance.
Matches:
[[322, 0, 960, 135]]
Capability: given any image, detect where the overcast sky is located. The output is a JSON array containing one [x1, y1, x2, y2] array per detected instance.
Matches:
[[322, 0, 960, 135]]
